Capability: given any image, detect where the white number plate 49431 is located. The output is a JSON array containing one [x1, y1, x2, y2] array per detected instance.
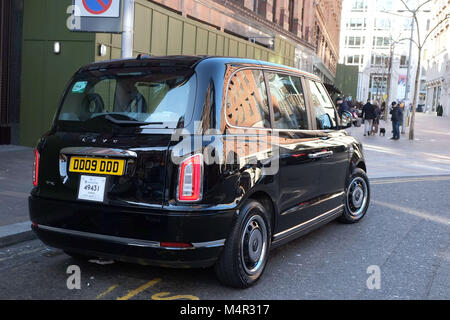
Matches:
[[78, 175, 106, 202]]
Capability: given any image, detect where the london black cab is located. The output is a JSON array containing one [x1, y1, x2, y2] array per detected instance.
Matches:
[[29, 56, 370, 288]]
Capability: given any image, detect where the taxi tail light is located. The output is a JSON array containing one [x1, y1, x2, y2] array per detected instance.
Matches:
[[33, 149, 39, 186], [178, 154, 203, 202]]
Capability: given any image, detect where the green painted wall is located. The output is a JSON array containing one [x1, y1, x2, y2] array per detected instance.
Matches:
[[335, 64, 359, 101], [20, 0, 94, 147]]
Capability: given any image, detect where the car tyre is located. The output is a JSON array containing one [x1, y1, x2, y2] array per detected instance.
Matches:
[[214, 200, 271, 288], [337, 168, 370, 224]]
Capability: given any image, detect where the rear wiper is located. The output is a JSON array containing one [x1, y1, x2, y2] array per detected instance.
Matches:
[[104, 115, 163, 127]]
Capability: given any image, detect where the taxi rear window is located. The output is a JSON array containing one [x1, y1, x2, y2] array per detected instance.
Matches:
[[56, 67, 196, 131]]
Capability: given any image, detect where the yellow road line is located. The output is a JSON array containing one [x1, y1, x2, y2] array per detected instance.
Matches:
[[116, 278, 161, 300], [151, 292, 200, 300], [96, 284, 118, 300]]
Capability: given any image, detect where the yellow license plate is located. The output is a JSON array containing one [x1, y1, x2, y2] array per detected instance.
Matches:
[[69, 157, 125, 176]]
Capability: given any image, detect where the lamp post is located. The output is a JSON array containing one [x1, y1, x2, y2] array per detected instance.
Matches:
[[398, 11, 418, 134], [385, 39, 395, 121], [121, 0, 135, 58]]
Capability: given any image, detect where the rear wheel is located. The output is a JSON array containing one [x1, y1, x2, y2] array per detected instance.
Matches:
[[214, 200, 271, 288], [337, 168, 370, 224]]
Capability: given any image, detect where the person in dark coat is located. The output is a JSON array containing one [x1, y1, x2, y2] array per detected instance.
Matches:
[[372, 100, 381, 135], [362, 99, 376, 136], [336, 97, 351, 118], [390, 101, 403, 140]]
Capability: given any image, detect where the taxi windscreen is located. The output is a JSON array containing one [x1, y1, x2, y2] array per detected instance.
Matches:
[[56, 67, 196, 131]]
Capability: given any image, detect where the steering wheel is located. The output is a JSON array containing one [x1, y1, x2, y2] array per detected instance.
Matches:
[[80, 93, 105, 120], [128, 93, 147, 113]]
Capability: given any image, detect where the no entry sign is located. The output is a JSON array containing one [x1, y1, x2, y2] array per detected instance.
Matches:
[[75, 0, 120, 17]]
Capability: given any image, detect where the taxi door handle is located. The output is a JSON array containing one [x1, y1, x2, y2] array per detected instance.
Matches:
[[308, 150, 334, 159]]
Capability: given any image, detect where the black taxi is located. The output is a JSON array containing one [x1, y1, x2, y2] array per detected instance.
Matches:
[[29, 56, 370, 288]]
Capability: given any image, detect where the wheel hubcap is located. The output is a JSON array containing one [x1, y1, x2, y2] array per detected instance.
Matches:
[[241, 214, 268, 275], [346, 177, 368, 216]]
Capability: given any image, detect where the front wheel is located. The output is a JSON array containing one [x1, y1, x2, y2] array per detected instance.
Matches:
[[337, 168, 370, 224], [214, 200, 271, 288]]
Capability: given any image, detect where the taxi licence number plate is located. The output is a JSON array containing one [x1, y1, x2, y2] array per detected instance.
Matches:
[[69, 157, 125, 176]]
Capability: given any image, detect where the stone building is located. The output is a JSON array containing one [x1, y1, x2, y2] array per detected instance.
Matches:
[[152, 0, 342, 83], [424, 0, 450, 116], [338, 0, 430, 104]]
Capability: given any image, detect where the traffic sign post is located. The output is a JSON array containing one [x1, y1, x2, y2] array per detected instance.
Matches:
[[121, 0, 134, 58]]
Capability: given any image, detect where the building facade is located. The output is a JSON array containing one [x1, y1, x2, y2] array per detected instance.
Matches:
[[0, 0, 342, 146], [424, 0, 450, 116], [339, 0, 430, 105], [152, 0, 342, 83]]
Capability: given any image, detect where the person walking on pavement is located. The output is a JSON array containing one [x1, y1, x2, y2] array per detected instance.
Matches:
[[372, 100, 381, 135], [390, 101, 403, 140], [362, 99, 376, 136]]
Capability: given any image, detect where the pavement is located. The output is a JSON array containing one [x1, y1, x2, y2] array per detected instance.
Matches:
[[0, 145, 34, 247], [346, 112, 450, 178]]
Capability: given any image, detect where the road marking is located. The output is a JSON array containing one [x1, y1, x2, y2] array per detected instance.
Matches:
[[423, 153, 450, 160], [372, 200, 450, 226], [96, 284, 118, 300], [151, 292, 199, 300], [371, 176, 450, 185], [116, 278, 161, 300]]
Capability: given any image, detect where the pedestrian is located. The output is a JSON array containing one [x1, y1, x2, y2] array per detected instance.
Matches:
[[381, 101, 386, 120], [389, 101, 403, 140], [372, 100, 381, 135], [437, 104, 443, 116], [362, 99, 376, 136], [336, 96, 351, 118]]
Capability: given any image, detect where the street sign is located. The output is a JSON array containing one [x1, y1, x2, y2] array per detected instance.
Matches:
[[77, 0, 120, 17], [69, 0, 122, 33]]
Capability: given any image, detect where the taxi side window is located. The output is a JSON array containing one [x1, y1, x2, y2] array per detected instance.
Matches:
[[307, 80, 337, 130], [266, 73, 308, 130], [226, 69, 270, 128]]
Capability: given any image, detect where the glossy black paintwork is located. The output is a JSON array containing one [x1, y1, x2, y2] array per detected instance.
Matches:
[[30, 56, 367, 267]]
